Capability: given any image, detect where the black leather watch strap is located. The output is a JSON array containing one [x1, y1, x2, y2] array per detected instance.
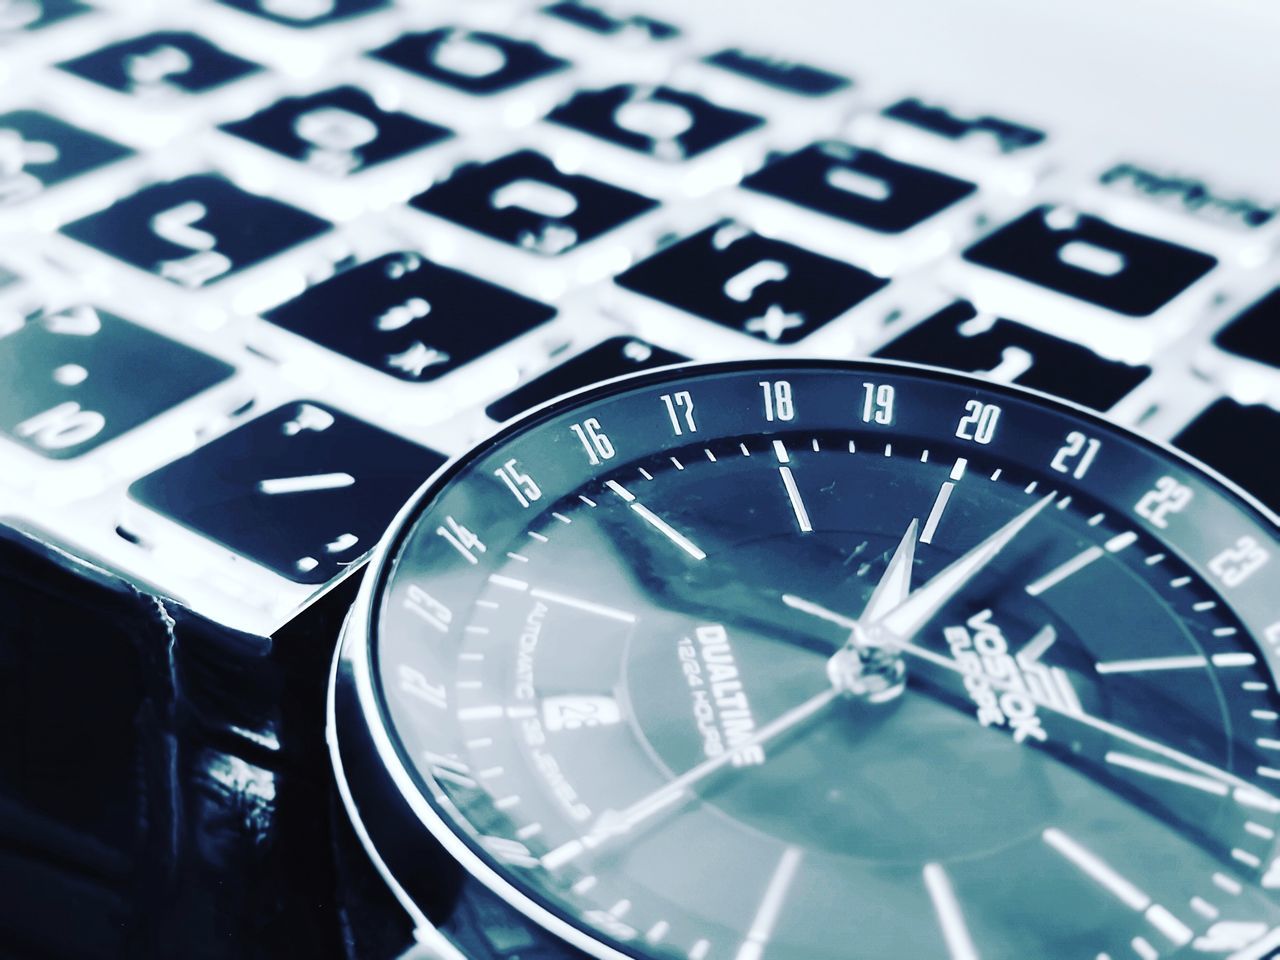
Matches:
[[0, 523, 394, 959]]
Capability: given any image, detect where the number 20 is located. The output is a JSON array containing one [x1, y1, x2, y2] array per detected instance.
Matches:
[[956, 401, 1001, 444]]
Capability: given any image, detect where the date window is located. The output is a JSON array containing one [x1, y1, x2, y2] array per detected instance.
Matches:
[[542, 695, 622, 732]]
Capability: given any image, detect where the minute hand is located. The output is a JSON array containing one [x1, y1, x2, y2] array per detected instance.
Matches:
[[869, 493, 1055, 641]]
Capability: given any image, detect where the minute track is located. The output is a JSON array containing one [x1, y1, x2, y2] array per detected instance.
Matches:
[[333, 359, 1280, 960]]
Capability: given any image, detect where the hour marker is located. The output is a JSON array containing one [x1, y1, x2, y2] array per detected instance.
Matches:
[[465, 625, 489, 634], [607, 481, 706, 560], [920, 481, 955, 545], [705, 448, 717, 462], [1105, 751, 1228, 797], [1025, 481, 1038, 494], [458, 705, 504, 721], [740, 443, 752, 457], [572, 875, 597, 894], [949, 457, 968, 481], [1026, 545, 1105, 596], [1189, 897, 1218, 919], [1088, 512, 1106, 526], [1212, 652, 1255, 668], [923, 862, 979, 960], [258, 471, 355, 495], [1042, 831, 1192, 946], [579, 495, 597, 507], [606, 480, 636, 501], [1095, 655, 1207, 674], [494, 795, 521, 809], [488, 574, 529, 591], [1055, 496, 1072, 510], [552, 512, 572, 524], [1145, 553, 1165, 565], [920, 449, 930, 463], [1016, 624, 1057, 664], [736, 846, 802, 960], [670, 457, 684, 470], [1213, 627, 1239, 638], [768, 442, 808, 535], [639, 468, 655, 481], [529, 587, 637, 623], [848, 440, 857, 454], [1170, 576, 1192, 588], [1235, 787, 1280, 813], [1193, 601, 1217, 612], [690, 940, 711, 960], [528, 531, 549, 543], [1043, 827, 1149, 910], [645, 921, 670, 943], [1027, 528, 1136, 596], [505, 552, 530, 563], [778, 465, 813, 533], [1104, 531, 1137, 552], [883, 443, 893, 457], [990, 468, 1002, 481], [517, 823, 543, 840]]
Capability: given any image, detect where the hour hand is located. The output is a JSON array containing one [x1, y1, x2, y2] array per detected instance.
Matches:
[[860, 518, 918, 624]]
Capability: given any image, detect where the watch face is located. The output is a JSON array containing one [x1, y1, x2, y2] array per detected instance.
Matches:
[[343, 359, 1280, 960]]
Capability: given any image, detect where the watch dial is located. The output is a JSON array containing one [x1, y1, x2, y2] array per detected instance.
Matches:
[[364, 361, 1280, 960]]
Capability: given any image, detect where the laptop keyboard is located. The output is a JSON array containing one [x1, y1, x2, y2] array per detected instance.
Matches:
[[2, 0, 1277, 634]]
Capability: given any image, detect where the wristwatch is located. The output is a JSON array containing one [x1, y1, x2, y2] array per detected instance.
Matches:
[[5, 359, 1280, 959]]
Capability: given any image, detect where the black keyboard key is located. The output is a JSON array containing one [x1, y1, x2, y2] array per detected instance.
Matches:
[[487, 336, 685, 421], [411, 150, 657, 255], [874, 301, 1150, 411], [220, 86, 452, 176], [963, 207, 1217, 317], [882, 97, 1045, 154], [58, 31, 262, 96], [370, 29, 568, 96], [0, 110, 133, 206], [131, 401, 445, 583], [1214, 287, 1280, 370], [214, 0, 389, 28], [616, 220, 888, 345], [703, 50, 849, 97], [2, 0, 91, 32], [0, 305, 234, 460], [264, 252, 556, 382], [548, 85, 764, 161], [541, 1, 678, 40], [61, 175, 331, 289], [1174, 400, 1280, 514], [743, 142, 975, 234]]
